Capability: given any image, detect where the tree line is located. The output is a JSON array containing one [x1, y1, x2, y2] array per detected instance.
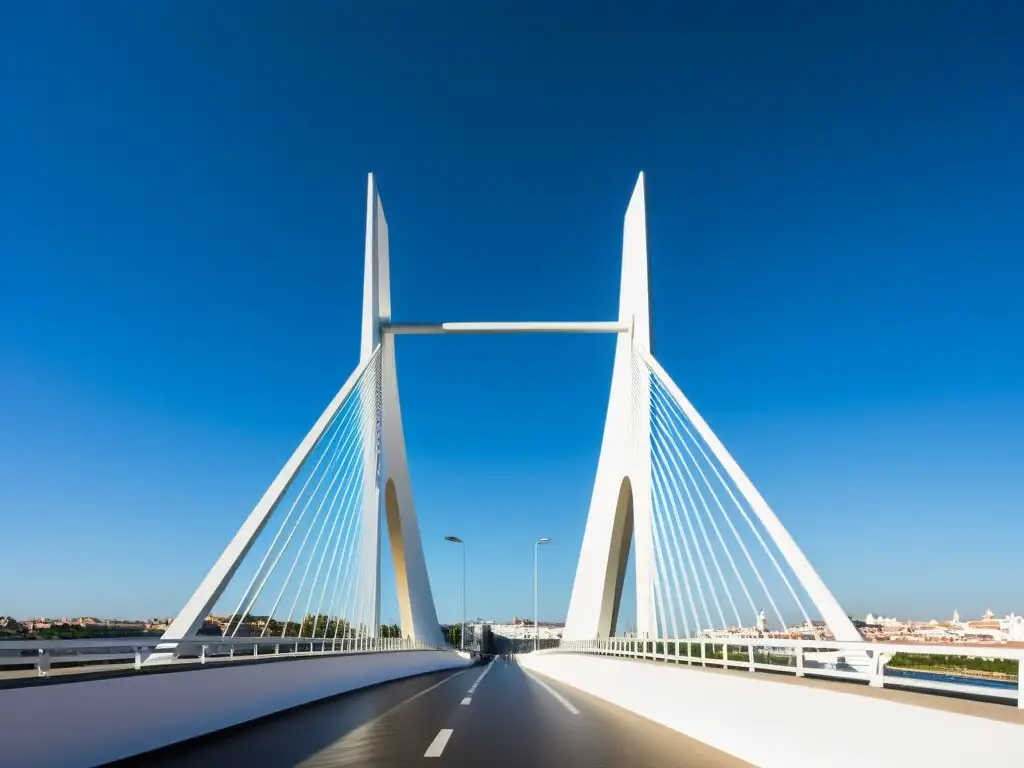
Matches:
[[442, 624, 462, 646], [216, 614, 406, 639], [3, 613, 460, 645], [888, 652, 1019, 677]]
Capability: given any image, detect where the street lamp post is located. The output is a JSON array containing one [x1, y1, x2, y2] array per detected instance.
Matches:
[[534, 537, 552, 651], [444, 536, 466, 651]]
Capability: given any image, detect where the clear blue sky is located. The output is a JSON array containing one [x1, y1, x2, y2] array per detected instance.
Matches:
[[2, 3, 1022, 624]]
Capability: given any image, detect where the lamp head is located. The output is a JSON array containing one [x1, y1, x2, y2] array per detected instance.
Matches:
[[537, 537, 552, 544], [445, 535, 463, 544]]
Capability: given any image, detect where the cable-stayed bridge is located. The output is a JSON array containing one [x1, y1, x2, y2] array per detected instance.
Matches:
[[2, 175, 1021, 767], [158, 170, 860, 656]]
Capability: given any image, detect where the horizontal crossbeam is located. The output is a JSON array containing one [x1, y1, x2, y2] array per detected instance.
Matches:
[[381, 321, 630, 335]]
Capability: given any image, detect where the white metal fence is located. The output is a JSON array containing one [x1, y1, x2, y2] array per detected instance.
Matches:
[[0, 635, 454, 679], [554, 636, 1024, 709]]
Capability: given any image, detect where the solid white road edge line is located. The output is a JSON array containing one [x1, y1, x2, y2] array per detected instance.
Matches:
[[424, 728, 454, 758], [524, 669, 580, 715]]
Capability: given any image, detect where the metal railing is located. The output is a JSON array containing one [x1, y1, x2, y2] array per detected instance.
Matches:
[[0, 635, 454, 679], [552, 637, 1024, 709]]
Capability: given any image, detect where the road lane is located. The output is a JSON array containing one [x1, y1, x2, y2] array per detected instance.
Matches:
[[443, 655, 751, 767], [108, 656, 750, 766], [109, 666, 476, 767]]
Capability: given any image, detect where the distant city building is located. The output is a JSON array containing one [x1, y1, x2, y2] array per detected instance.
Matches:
[[855, 607, 1024, 646], [1007, 614, 1024, 642], [475, 621, 563, 641], [756, 610, 768, 633]]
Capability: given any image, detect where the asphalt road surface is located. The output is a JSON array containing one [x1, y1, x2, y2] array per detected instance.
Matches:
[[109, 656, 750, 767]]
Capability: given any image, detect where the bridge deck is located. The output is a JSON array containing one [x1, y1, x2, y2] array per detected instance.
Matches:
[[108, 656, 751, 767]]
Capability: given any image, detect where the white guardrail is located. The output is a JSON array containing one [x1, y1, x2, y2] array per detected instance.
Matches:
[[0, 635, 454, 679], [554, 637, 1024, 708]]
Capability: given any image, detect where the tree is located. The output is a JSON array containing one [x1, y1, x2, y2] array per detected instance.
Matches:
[[443, 624, 461, 647]]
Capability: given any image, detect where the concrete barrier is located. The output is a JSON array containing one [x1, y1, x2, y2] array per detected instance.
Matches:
[[1, 650, 471, 767], [521, 652, 1024, 767]]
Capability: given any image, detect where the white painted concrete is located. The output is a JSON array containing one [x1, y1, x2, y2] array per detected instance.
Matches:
[[364, 174, 445, 646], [361, 175, 387, 635], [521, 653, 1024, 767], [563, 172, 860, 644], [565, 172, 655, 640], [0, 650, 470, 768]]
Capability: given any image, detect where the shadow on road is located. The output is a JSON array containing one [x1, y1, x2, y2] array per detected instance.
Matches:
[[104, 667, 471, 767]]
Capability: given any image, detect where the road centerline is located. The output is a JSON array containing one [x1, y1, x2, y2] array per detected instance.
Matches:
[[424, 728, 454, 758], [311, 665, 471, 748], [471, 664, 490, 683], [466, 658, 494, 694]]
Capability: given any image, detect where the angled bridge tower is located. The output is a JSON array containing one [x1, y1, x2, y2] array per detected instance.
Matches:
[[158, 174, 444, 654], [563, 174, 657, 640], [362, 175, 445, 644], [563, 174, 862, 644]]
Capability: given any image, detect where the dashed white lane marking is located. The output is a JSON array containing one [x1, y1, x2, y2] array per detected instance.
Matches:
[[523, 669, 580, 715], [424, 728, 454, 757], [461, 697, 472, 705], [465, 658, 494, 695], [328, 667, 472, 739], [392, 667, 472, 711]]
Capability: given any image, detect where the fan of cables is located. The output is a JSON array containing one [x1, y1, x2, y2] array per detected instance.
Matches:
[[212, 346, 384, 646], [633, 346, 821, 640]]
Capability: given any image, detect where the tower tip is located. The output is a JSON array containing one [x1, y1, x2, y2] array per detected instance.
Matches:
[[626, 172, 647, 220]]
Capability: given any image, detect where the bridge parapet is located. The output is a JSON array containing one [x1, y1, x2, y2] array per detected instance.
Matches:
[[0, 645, 470, 767], [0, 634, 451, 683], [522, 646, 1024, 767], [552, 636, 1024, 708]]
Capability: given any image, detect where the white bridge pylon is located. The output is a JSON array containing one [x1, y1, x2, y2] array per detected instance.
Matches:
[[160, 171, 861, 654]]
